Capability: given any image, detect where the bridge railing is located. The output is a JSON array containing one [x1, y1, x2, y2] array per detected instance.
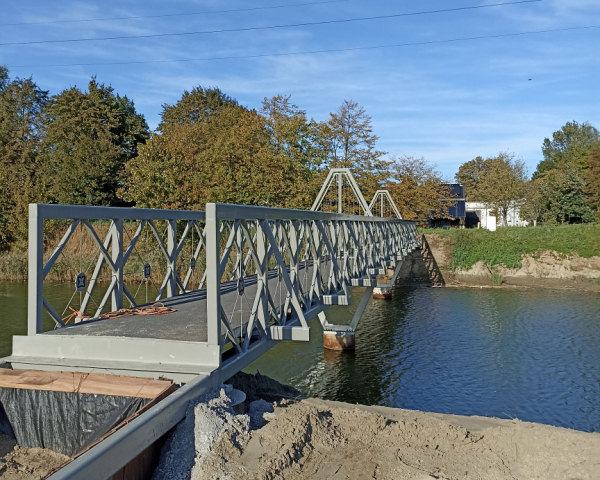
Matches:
[[28, 204, 208, 334], [28, 203, 418, 365], [204, 203, 417, 368]]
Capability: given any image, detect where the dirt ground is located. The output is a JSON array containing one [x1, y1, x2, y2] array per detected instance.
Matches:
[[0, 434, 69, 480], [196, 396, 600, 480]]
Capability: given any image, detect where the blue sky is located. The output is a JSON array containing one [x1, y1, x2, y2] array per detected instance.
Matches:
[[2, 0, 599, 180]]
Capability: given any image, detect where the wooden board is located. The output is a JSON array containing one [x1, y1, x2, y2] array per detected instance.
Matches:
[[0, 369, 173, 399]]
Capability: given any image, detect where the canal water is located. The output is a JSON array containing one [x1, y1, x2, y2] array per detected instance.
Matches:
[[0, 282, 598, 432]]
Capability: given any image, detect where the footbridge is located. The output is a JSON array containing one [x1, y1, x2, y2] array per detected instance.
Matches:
[[8, 201, 417, 383], [3, 172, 418, 479]]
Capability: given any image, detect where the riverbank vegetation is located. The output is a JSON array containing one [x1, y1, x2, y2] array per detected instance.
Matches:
[[0, 65, 598, 279], [427, 224, 600, 270]]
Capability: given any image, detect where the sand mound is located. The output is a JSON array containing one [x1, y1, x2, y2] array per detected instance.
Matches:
[[152, 373, 600, 479], [193, 383, 600, 480], [0, 435, 69, 480]]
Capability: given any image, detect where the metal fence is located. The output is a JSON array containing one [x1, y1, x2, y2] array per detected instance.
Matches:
[[28, 204, 207, 335]]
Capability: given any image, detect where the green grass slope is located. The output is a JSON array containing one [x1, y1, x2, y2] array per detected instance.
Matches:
[[427, 224, 600, 270]]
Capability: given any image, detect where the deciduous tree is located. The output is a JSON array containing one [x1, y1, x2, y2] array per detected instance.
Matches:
[[476, 153, 527, 226], [321, 100, 388, 198], [537, 168, 594, 224], [535, 121, 599, 177], [455, 156, 486, 201], [583, 144, 600, 221], [38, 78, 148, 206], [159, 86, 238, 130], [122, 96, 313, 209], [387, 156, 451, 223], [520, 178, 546, 227]]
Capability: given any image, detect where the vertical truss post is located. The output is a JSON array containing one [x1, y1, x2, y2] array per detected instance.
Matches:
[[28, 204, 43, 335], [111, 219, 124, 311], [337, 172, 343, 214], [256, 220, 269, 333], [205, 204, 221, 351], [167, 219, 177, 298]]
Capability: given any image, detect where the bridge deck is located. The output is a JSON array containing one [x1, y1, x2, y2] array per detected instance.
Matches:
[[6, 263, 356, 382]]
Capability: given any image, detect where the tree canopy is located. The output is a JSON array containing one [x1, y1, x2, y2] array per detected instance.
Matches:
[[387, 156, 451, 223], [321, 99, 388, 198], [455, 156, 486, 201], [159, 86, 238, 131], [0, 71, 48, 247], [122, 93, 314, 210], [456, 153, 526, 226], [38, 78, 149, 206], [535, 121, 600, 177]]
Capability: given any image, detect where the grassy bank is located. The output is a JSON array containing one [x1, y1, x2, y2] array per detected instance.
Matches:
[[426, 224, 600, 270]]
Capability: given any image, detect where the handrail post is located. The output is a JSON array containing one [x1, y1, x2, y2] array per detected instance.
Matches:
[[111, 219, 124, 311], [167, 219, 176, 297], [205, 204, 221, 352], [28, 204, 44, 335]]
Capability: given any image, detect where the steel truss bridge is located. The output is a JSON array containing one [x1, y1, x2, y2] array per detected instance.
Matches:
[[10, 201, 417, 382], [4, 174, 418, 479]]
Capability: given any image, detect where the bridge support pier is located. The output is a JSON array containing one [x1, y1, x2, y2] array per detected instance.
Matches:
[[323, 330, 355, 350], [372, 266, 396, 299]]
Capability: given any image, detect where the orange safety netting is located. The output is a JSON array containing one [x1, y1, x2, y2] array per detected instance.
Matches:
[[61, 302, 176, 325]]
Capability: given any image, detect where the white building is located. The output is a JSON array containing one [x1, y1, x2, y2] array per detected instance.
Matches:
[[465, 201, 529, 230]]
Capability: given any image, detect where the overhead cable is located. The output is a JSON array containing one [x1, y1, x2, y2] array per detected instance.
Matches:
[[0, 0, 543, 48], [7, 24, 596, 69], [0, 0, 349, 27]]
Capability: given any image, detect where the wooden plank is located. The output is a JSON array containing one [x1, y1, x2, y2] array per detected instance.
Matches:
[[0, 369, 173, 399]]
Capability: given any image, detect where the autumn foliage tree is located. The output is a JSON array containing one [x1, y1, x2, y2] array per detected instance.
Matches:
[[387, 156, 451, 223], [321, 100, 388, 199], [122, 90, 314, 209]]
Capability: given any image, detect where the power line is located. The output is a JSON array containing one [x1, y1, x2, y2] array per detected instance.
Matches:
[[7, 24, 596, 69], [0, 0, 350, 27], [0, 0, 543, 48]]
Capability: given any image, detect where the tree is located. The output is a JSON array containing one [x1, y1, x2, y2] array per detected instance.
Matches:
[[159, 86, 238, 131], [387, 156, 451, 223], [122, 96, 313, 210], [261, 94, 325, 170], [38, 78, 148, 206], [0, 66, 9, 90], [0, 69, 48, 246], [520, 178, 546, 227], [321, 100, 388, 198], [538, 168, 594, 224], [455, 156, 486, 201], [476, 153, 527, 226], [535, 121, 600, 177], [583, 144, 600, 221]]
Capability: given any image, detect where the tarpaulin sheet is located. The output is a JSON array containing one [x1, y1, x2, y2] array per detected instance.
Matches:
[[0, 387, 148, 456]]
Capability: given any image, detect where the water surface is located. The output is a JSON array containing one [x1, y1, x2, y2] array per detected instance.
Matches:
[[1, 282, 598, 432], [246, 287, 600, 432]]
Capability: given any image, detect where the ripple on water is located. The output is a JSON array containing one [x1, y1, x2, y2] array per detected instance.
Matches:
[[247, 287, 600, 432]]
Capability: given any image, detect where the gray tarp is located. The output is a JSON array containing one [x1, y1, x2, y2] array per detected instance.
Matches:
[[0, 388, 148, 456]]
